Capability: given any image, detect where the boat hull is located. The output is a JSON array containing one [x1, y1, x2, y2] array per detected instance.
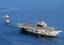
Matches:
[[21, 28, 57, 37]]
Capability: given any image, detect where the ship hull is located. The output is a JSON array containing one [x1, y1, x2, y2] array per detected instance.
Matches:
[[21, 28, 57, 37]]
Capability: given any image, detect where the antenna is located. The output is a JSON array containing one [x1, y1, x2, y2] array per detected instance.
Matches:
[[39, 16, 44, 22]]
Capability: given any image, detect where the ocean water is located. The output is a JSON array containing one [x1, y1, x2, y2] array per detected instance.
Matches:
[[0, 0, 64, 45]]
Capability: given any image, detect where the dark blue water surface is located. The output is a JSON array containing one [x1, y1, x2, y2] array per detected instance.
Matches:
[[0, 0, 64, 45]]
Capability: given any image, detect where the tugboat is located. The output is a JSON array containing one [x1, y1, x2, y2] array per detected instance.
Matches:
[[17, 19, 62, 37]]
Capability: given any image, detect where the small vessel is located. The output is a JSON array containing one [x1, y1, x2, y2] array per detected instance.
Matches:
[[17, 19, 62, 37], [4, 15, 11, 24]]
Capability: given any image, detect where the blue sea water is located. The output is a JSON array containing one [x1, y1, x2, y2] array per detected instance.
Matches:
[[0, 0, 64, 45]]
